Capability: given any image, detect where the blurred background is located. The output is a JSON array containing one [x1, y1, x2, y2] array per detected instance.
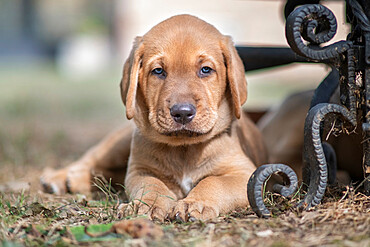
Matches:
[[0, 0, 349, 191]]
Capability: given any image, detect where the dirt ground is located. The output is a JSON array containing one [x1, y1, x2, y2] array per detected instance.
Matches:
[[0, 65, 369, 246], [1, 175, 369, 246]]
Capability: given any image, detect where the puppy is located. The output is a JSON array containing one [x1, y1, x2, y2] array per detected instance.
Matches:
[[41, 14, 268, 222]]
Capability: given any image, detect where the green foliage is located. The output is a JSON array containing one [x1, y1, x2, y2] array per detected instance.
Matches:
[[1, 241, 23, 247], [70, 223, 116, 242]]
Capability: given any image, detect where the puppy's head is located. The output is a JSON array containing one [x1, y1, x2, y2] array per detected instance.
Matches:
[[120, 15, 247, 145]]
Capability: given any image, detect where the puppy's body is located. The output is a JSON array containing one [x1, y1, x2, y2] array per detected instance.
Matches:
[[41, 15, 268, 221], [258, 89, 363, 184], [120, 15, 267, 221], [125, 111, 265, 220]]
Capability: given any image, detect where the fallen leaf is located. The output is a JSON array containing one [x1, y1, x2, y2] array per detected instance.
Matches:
[[27, 202, 54, 217], [83, 218, 163, 240], [112, 218, 163, 239]]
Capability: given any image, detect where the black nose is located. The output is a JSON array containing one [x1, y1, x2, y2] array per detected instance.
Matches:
[[170, 103, 196, 124]]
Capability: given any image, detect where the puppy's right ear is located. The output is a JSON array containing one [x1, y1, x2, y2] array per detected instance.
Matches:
[[120, 36, 144, 120]]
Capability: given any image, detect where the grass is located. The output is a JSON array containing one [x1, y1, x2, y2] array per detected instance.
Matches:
[[0, 62, 369, 246]]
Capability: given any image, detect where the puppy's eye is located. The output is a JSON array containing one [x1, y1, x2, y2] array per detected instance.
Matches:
[[152, 68, 163, 74], [201, 66, 212, 73], [151, 67, 166, 79], [199, 66, 213, 77]]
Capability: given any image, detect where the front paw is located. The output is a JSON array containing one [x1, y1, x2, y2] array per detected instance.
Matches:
[[40, 162, 91, 195], [40, 167, 69, 195], [170, 199, 219, 222], [117, 200, 173, 222]]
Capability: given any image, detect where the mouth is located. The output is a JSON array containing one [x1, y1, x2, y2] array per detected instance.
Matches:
[[161, 126, 208, 137]]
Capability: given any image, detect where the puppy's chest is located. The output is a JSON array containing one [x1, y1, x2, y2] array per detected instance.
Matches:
[[173, 168, 204, 196], [159, 149, 213, 195], [177, 175, 193, 195]]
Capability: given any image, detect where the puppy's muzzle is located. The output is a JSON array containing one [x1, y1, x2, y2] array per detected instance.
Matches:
[[170, 103, 196, 125]]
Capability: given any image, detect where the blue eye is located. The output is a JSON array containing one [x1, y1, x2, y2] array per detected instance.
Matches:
[[201, 66, 212, 74], [151, 67, 166, 79], [152, 68, 164, 75]]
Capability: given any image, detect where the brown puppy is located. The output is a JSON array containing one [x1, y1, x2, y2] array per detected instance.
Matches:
[[41, 15, 268, 221]]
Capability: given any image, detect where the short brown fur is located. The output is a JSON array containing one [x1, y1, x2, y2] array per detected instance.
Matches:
[[41, 15, 268, 221]]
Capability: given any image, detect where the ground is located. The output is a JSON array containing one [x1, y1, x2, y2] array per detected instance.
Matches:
[[0, 64, 369, 246]]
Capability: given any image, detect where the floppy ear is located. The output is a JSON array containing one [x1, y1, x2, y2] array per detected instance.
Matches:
[[220, 36, 247, 119], [120, 36, 144, 120]]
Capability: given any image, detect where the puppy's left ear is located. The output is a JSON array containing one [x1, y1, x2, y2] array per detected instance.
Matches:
[[120, 36, 144, 120], [220, 36, 247, 119]]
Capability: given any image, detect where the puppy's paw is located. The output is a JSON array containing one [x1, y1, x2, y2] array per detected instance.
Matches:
[[65, 163, 92, 194], [40, 167, 68, 195], [171, 199, 219, 222], [40, 163, 92, 195], [117, 201, 170, 222]]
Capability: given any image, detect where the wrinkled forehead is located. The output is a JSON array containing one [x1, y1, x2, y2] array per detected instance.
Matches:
[[142, 16, 224, 66]]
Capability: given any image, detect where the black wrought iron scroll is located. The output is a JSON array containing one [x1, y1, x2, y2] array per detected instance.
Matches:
[[247, 0, 370, 216], [247, 164, 298, 218]]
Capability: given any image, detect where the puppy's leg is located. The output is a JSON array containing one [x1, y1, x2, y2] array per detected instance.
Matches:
[[117, 174, 177, 222], [41, 123, 134, 195], [171, 168, 252, 222]]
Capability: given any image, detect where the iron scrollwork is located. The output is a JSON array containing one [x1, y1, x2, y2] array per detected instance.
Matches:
[[302, 104, 356, 208], [248, 1, 370, 216], [285, 4, 352, 61], [247, 164, 298, 218]]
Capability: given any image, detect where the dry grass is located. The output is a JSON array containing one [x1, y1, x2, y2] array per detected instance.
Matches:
[[0, 64, 369, 246], [0, 184, 369, 246]]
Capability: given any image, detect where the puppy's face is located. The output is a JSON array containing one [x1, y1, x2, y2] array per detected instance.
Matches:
[[121, 15, 247, 145], [144, 30, 227, 138]]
